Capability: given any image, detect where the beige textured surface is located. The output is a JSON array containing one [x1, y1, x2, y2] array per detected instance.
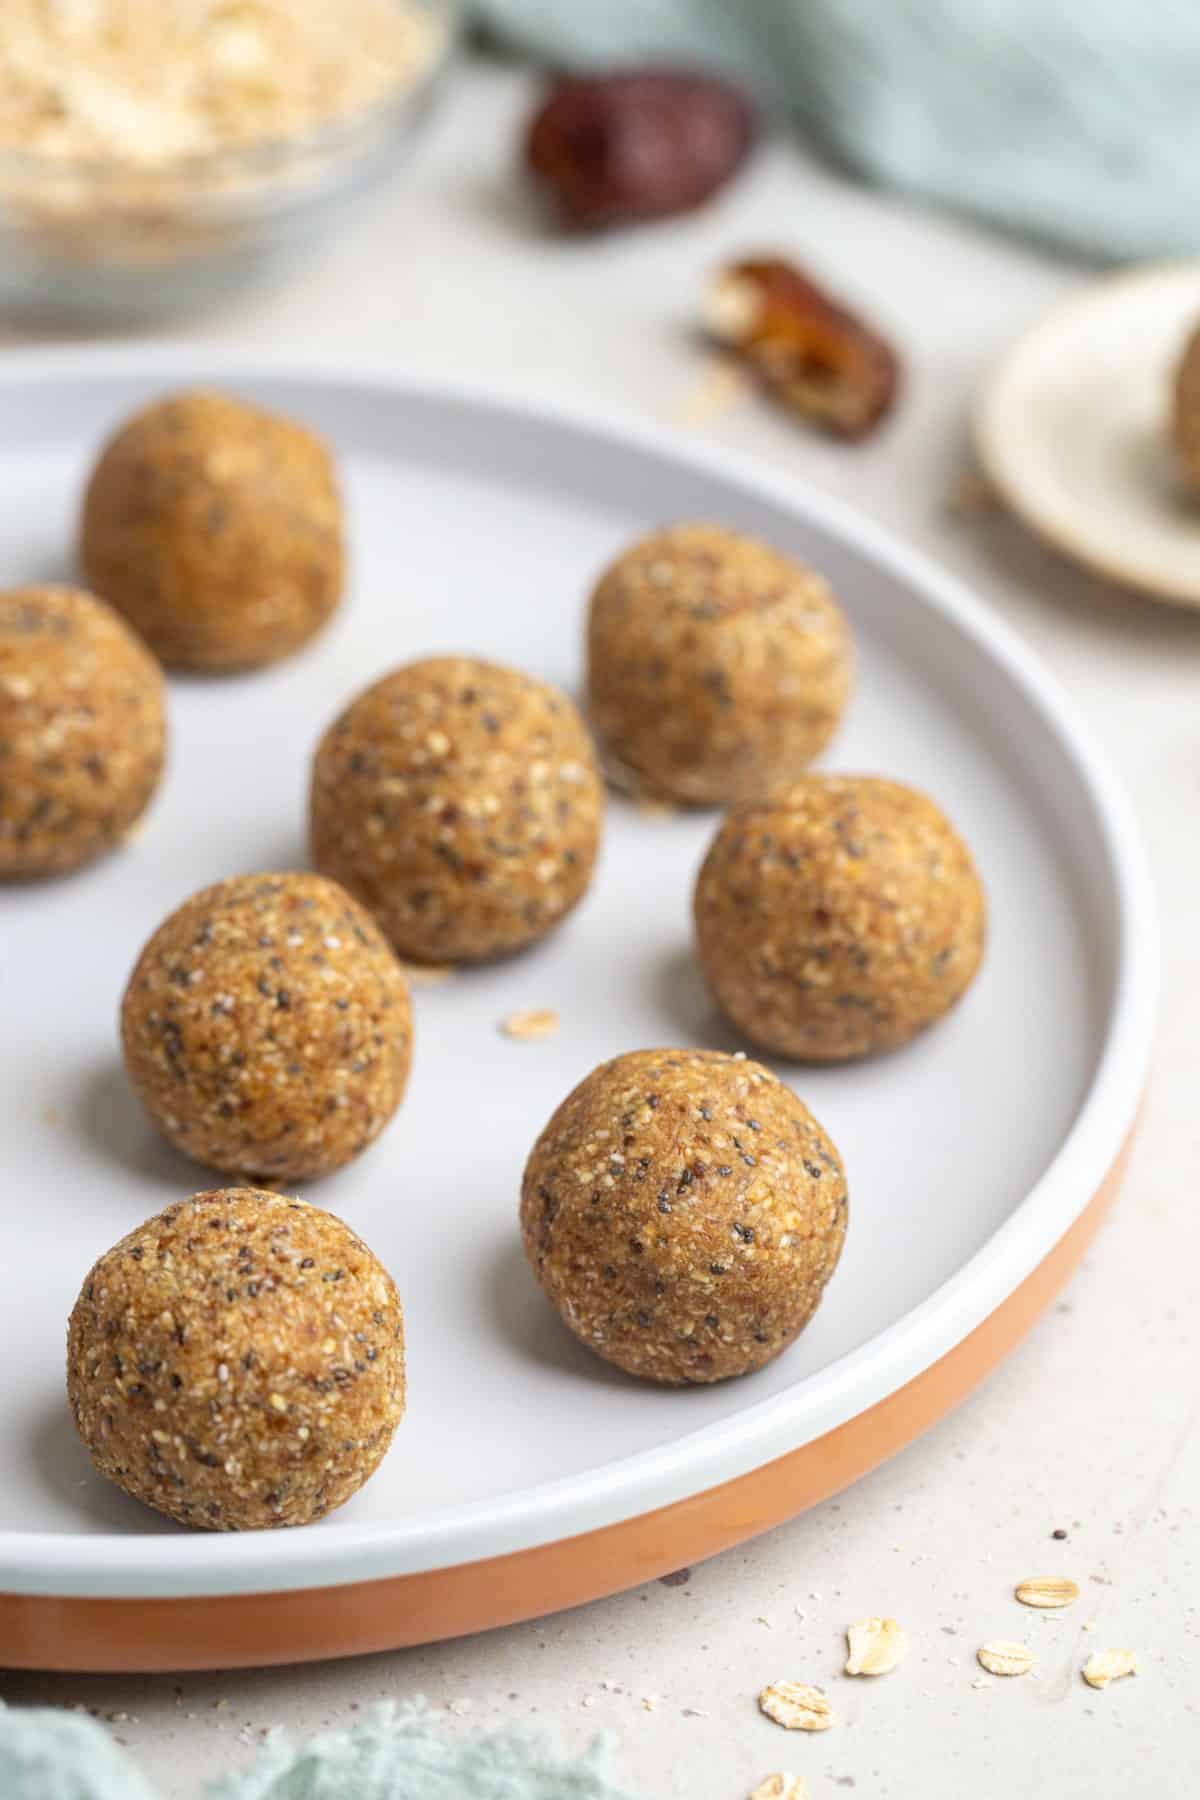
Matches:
[[587, 523, 852, 806], [66, 1189, 405, 1531], [121, 872, 412, 1182], [520, 1049, 846, 1385], [311, 656, 604, 964], [695, 775, 986, 1061], [0, 583, 164, 878], [81, 389, 343, 672]]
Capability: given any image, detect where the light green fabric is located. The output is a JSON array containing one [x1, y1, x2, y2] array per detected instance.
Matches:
[[474, 0, 1200, 261], [0, 1702, 640, 1800], [0, 1705, 159, 1800]]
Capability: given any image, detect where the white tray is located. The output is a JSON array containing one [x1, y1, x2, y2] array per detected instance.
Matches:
[[0, 350, 1155, 1667]]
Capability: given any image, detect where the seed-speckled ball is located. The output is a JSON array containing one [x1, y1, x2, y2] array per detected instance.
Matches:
[[310, 656, 605, 964], [66, 1189, 405, 1530], [586, 523, 852, 806], [520, 1048, 847, 1385], [121, 872, 412, 1181], [1173, 322, 1200, 492], [0, 584, 165, 879], [80, 388, 344, 672], [694, 775, 986, 1061]]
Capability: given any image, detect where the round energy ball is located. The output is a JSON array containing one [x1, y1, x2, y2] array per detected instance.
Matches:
[[694, 775, 986, 1061], [586, 523, 852, 806], [80, 388, 344, 672], [121, 872, 412, 1181], [1173, 322, 1200, 491], [520, 1048, 847, 1385], [0, 584, 165, 879], [310, 656, 605, 964], [66, 1189, 405, 1530]]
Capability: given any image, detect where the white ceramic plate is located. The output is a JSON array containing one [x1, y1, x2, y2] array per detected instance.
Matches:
[[975, 260, 1200, 604], [0, 349, 1155, 1617]]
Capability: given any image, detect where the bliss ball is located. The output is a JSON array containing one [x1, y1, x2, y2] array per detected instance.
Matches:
[[586, 523, 852, 805], [66, 1189, 405, 1530], [80, 388, 344, 672], [0, 584, 165, 879], [520, 1048, 847, 1385], [121, 872, 412, 1181], [694, 775, 986, 1061], [1173, 321, 1200, 492], [310, 656, 605, 964]]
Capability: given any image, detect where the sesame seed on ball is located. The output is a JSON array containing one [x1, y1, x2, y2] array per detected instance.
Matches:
[[310, 656, 605, 964], [0, 584, 165, 878], [521, 1048, 847, 1385], [587, 523, 852, 805], [121, 872, 412, 1182], [694, 775, 986, 1060], [66, 1189, 405, 1530]]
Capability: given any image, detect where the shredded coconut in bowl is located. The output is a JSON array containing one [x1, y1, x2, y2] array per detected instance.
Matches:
[[0, 0, 444, 167]]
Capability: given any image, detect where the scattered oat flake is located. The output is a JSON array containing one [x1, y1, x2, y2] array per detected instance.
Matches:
[[1015, 1576, 1079, 1609], [977, 1642, 1035, 1678], [748, 1777, 810, 1800], [673, 356, 750, 430], [1082, 1648, 1137, 1690], [971, 1675, 993, 1691], [845, 1616, 908, 1676], [641, 1695, 660, 1712], [501, 1008, 560, 1041], [758, 1682, 833, 1732]]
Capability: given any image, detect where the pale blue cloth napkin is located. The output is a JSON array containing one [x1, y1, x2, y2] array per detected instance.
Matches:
[[475, 0, 1200, 261], [0, 1701, 640, 1800]]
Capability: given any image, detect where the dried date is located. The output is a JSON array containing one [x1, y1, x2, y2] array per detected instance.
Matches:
[[526, 69, 755, 230], [703, 256, 899, 440]]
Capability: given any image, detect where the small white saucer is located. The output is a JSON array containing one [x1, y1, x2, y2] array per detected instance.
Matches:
[[975, 261, 1200, 605]]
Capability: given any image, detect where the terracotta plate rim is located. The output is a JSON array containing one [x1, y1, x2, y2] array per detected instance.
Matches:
[[0, 347, 1159, 1601]]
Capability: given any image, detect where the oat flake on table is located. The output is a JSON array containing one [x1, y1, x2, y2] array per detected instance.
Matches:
[[976, 1642, 1035, 1678], [758, 1683, 834, 1732], [1082, 1648, 1138, 1690], [1015, 1576, 1079, 1610], [844, 1615, 908, 1675], [748, 1777, 810, 1800]]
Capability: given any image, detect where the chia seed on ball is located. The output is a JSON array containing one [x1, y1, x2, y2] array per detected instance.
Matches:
[[694, 774, 986, 1060], [520, 1048, 847, 1385], [121, 872, 412, 1181], [67, 1189, 405, 1530], [81, 388, 343, 672], [310, 656, 604, 964], [587, 523, 852, 806], [0, 584, 165, 878]]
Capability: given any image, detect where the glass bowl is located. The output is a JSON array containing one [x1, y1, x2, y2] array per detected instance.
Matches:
[[0, 0, 459, 323]]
